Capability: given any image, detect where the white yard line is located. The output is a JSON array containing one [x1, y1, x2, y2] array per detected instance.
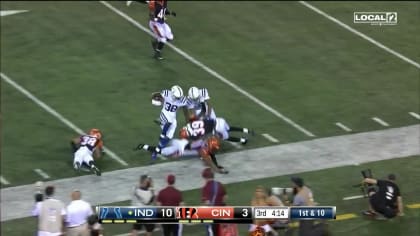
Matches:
[[335, 122, 352, 132], [262, 133, 279, 143], [1, 72, 128, 166], [343, 195, 365, 201], [100, 1, 315, 138], [0, 176, 11, 185], [299, 1, 420, 69], [228, 141, 242, 149], [0, 10, 29, 17], [409, 112, 420, 120], [372, 117, 389, 127], [34, 169, 50, 179]]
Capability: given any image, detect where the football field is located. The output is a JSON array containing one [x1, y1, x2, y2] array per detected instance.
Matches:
[[1, 1, 419, 235]]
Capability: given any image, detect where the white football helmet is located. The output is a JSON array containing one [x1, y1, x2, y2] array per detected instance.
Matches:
[[188, 87, 200, 101], [171, 85, 183, 99]]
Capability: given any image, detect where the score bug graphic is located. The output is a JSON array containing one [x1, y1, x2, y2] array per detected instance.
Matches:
[[176, 207, 199, 219]]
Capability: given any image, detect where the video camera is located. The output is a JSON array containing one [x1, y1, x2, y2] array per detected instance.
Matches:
[[271, 187, 294, 204], [352, 169, 373, 197]]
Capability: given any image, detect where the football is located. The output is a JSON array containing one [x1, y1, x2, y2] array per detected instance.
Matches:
[[151, 92, 163, 106]]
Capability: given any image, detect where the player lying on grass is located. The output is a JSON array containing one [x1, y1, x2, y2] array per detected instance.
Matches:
[[136, 134, 228, 174], [70, 128, 103, 176]]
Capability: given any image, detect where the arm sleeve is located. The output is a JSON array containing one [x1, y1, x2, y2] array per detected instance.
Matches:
[[32, 202, 42, 216], [293, 195, 305, 206], [376, 179, 385, 187]]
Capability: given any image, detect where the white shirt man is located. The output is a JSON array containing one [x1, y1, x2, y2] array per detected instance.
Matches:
[[32, 186, 66, 236], [66, 190, 93, 236]]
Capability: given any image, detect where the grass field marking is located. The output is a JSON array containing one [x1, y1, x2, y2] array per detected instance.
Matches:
[[299, 1, 420, 69], [343, 195, 365, 201], [372, 117, 390, 127], [335, 213, 358, 221], [100, 1, 316, 138], [409, 112, 420, 120], [262, 133, 279, 143], [335, 122, 352, 132], [0, 176, 11, 185], [34, 169, 50, 179], [406, 203, 420, 209], [228, 141, 242, 149], [0, 10, 29, 17], [0, 72, 129, 166]]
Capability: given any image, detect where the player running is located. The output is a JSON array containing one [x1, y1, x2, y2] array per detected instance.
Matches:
[[151, 85, 190, 161], [70, 129, 103, 176], [148, 0, 176, 59]]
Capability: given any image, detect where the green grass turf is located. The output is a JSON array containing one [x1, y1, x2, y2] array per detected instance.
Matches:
[[311, 1, 420, 61], [1, 1, 419, 186], [2, 156, 419, 236]]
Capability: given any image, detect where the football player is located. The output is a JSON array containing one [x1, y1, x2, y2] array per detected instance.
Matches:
[[136, 135, 228, 174], [151, 85, 190, 161], [148, 0, 176, 60], [214, 117, 253, 145], [71, 129, 103, 176], [187, 87, 253, 144], [187, 86, 216, 119]]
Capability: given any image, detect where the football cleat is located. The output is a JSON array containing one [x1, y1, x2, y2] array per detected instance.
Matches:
[[218, 167, 229, 174], [91, 165, 101, 176], [73, 162, 81, 171], [362, 210, 376, 217], [154, 50, 164, 60]]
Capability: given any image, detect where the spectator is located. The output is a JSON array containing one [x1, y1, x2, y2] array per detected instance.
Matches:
[[32, 185, 66, 236], [201, 167, 227, 236], [131, 175, 155, 236], [362, 173, 403, 218], [291, 177, 315, 206], [66, 190, 93, 236], [249, 186, 278, 236], [157, 174, 184, 236], [87, 214, 104, 236], [290, 177, 327, 236], [267, 188, 285, 207]]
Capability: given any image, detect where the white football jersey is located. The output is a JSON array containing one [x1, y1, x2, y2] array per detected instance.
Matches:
[[188, 88, 216, 119], [160, 89, 189, 124]]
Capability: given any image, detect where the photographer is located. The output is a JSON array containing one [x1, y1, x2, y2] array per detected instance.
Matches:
[[87, 214, 103, 236], [362, 173, 403, 218], [131, 175, 155, 236]]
